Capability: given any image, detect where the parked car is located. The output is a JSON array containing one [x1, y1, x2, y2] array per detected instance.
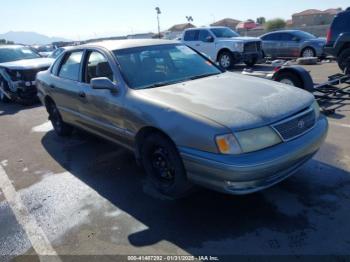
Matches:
[[260, 30, 326, 59], [32, 45, 55, 57], [324, 7, 350, 72], [182, 27, 264, 69], [48, 46, 71, 59], [0, 45, 53, 104], [36, 40, 328, 198]]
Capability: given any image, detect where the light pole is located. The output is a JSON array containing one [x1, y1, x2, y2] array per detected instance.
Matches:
[[155, 7, 161, 39]]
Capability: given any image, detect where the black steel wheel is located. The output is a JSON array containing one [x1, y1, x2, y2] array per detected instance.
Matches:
[[141, 133, 193, 199]]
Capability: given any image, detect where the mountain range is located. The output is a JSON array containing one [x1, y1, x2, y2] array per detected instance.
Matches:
[[0, 31, 71, 45]]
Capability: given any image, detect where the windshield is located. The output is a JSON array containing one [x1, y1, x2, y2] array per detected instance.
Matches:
[[0, 47, 41, 63], [210, 28, 240, 38], [294, 31, 317, 40], [113, 44, 222, 89]]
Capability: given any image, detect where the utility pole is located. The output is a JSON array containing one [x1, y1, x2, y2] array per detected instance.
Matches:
[[155, 7, 161, 39]]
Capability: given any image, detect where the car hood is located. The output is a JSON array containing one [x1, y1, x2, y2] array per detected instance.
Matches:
[[218, 36, 261, 42], [137, 72, 314, 131], [0, 58, 54, 70]]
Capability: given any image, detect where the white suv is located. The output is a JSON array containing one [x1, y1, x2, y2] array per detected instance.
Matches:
[[182, 27, 264, 69]]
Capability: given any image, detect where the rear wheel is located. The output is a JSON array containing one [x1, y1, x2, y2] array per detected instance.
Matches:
[[47, 101, 74, 136], [141, 133, 193, 199], [218, 51, 234, 69], [337, 48, 350, 72]]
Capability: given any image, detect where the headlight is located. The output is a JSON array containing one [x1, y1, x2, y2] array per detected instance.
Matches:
[[233, 42, 244, 52], [311, 101, 320, 119], [235, 126, 282, 153], [6, 69, 22, 81], [216, 126, 282, 155]]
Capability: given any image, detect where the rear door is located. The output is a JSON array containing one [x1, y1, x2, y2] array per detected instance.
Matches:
[[50, 50, 85, 124]]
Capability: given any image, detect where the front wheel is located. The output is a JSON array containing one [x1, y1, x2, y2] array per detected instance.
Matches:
[[218, 51, 234, 69], [301, 47, 316, 58], [141, 133, 193, 199], [47, 102, 74, 137]]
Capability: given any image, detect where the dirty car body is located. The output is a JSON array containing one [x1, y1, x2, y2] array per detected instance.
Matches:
[[36, 39, 328, 196], [0, 45, 53, 104]]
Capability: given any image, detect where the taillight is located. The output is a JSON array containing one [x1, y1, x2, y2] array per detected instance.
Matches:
[[326, 29, 332, 44]]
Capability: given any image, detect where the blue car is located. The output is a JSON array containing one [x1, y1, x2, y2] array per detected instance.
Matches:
[[260, 30, 326, 58]]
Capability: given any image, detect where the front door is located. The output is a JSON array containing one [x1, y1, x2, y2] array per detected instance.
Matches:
[[78, 50, 127, 144]]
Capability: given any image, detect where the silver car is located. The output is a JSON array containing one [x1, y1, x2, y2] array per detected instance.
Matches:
[[260, 30, 326, 58], [36, 40, 328, 198]]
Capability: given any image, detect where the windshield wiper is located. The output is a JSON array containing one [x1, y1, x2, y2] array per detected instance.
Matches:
[[188, 72, 221, 80]]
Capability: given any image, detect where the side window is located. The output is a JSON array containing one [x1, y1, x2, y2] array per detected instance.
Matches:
[[184, 30, 199, 41], [51, 55, 64, 75], [199, 30, 211, 42], [84, 51, 114, 83], [280, 33, 294, 41], [58, 51, 83, 81], [262, 33, 280, 41]]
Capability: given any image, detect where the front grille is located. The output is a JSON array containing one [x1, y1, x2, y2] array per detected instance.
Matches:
[[20, 67, 49, 81], [244, 42, 261, 53], [273, 109, 316, 141]]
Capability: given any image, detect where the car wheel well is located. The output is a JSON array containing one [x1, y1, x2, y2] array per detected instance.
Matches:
[[217, 48, 232, 61], [135, 127, 176, 161], [44, 96, 55, 112], [339, 44, 350, 56], [301, 46, 316, 57]]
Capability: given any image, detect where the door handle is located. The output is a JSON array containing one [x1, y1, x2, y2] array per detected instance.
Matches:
[[195, 44, 201, 47], [78, 91, 86, 98]]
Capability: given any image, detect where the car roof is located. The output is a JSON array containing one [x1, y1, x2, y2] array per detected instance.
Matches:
[[77, 39, 179, 51], [262, 30, 302, 35], [184, 26, 228, 31]]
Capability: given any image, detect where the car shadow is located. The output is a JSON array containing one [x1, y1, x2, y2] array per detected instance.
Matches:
[[0, 102, 41, 116], [40, 130, 350, 254]]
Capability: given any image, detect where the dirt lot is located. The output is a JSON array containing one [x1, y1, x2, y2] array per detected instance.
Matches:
[[0, 62, 350, 261]]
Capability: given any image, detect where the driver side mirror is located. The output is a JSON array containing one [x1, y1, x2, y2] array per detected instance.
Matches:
[[293, 37, 301, 42], [205, 36, 214, 43], [91, 77, 118, 93]]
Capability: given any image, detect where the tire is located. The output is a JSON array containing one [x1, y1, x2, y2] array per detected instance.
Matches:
[[337, 48, 350, 72], [47, 101, 74, 137], [0, 80, 11, 103], [301, 47, 316, 58], [141, 133, 193, 199], [244, 58, 258, 67], [218, 51, 234, 69], [274, 71, 303, 88]]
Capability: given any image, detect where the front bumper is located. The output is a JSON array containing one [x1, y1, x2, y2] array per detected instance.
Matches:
[[8, 80, 38, 100], [179, 116, 328, 195]]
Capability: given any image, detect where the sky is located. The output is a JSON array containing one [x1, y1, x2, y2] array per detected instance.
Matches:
[[1, 0, 349, 40]]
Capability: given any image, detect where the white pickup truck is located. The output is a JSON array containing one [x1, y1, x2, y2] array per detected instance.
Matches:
[[181, 27, 264, 69]]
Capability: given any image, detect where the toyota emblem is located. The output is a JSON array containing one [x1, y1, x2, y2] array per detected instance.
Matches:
[[298, 120, 305, 129]]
